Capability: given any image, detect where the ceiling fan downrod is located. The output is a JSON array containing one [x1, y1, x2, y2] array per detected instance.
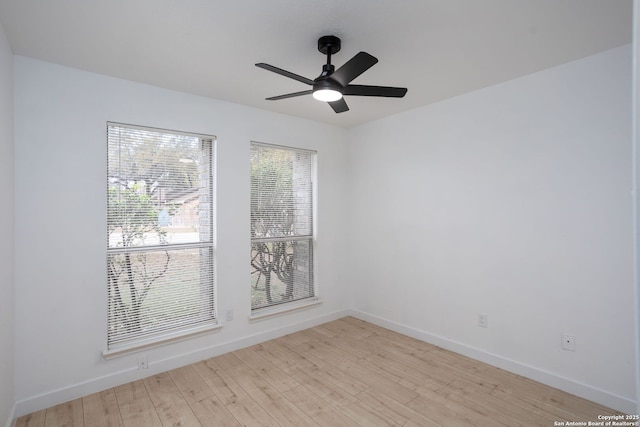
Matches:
[[318, 35, 341, 77]]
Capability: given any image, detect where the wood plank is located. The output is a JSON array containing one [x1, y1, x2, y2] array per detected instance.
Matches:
[[192, 359, 280, 427], [365, 339, 497, 394], [335, 358, 419, 404], [168, 365, 217, 404], [361, 352, 437, 388], [222, 364, 318, 427], [113, 381, 149, 404], [287, 364, 353, 401], [407, 394, 481, 427], [233, 346, 299, 392], [142, 372, 202, 427], [210, 352, 244, 370], [113, 380, 162, 427], [44, 399, 85, 427], [168, 364, 240, 427], [82, 389, 123, 427], [117, 396, 163, 427], [355, 388, 440, 427], [317, 318, 374, 340], [188, 397, 242, 427], [414, 382, 520, 427], [278, 338, 369, 395], [425, 345, 514, 389], [338, 400, 401, 427], [491, 389, 580, 424], [494, 374, 622, 420], [16, 410, 46, 427], [296, 330, 362, 362], [280, 330, 313, 345], [253, 340, 316, 373], [438, 385, 552, 427], [306, 324, 338, 339], [414, 388, 510, 426], [282, 384, 360, 427], [311, 329, 374, 360]]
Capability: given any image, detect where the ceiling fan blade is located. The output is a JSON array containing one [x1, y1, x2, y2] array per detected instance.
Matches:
[[330, 52, 378, 87], [328, 98, 349, 113], [343, 84, 407, 98], [266, 90, 313, 101], [255, 63, 314, 86]]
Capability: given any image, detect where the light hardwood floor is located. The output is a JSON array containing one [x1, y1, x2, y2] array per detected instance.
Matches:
[[17, 317, 623, 426]]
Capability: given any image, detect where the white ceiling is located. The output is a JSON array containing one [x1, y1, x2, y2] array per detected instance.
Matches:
[[0, 0, 632, 128]]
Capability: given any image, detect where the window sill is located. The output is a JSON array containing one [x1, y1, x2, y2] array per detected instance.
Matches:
[[249, 298, 322, 322], [102, 322, 223, 359]]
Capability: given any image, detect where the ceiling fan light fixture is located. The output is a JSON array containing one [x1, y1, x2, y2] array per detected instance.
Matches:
[[313, 88, 343, 102], [312, 78, 343, 102], [256, 35, 407, 113]]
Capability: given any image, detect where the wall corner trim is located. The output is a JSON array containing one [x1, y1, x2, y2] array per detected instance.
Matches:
[[4, 402, 16, 427]]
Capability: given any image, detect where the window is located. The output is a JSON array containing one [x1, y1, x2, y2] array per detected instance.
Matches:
[[250, 142, 316, 314], [106, 123, 216, 354]]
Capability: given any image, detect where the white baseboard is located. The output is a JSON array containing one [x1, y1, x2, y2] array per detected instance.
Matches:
[[348, 309, 637, 414], [15, 308, 349, 417]]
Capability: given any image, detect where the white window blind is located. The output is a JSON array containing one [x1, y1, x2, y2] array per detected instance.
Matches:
[[250, 142, 316, 311], [107, 123, 216, 350]]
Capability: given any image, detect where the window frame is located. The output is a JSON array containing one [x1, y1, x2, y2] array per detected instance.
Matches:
[[103, 122, 220, 358], [249, 141, 319, 319]]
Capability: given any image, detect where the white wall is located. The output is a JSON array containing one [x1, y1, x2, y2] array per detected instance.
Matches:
[[11, 43, 638, 416], [13, 56, 350, 414], [0, 21, 14, 427], [347, 45, 636, 412]]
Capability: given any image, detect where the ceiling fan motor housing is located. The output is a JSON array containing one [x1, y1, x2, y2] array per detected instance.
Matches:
[[313, 77, 342, 93], [317, 35, 341, 55]]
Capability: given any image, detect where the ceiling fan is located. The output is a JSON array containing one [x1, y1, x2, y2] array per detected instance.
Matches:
[[256, 35, 408, 113]]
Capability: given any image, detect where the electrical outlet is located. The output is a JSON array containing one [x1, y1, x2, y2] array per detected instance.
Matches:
[[225, 309, 234, 322], [478, 314, 488, 328], [138, 355, 149, 370], [561, 334, 576, 351]]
